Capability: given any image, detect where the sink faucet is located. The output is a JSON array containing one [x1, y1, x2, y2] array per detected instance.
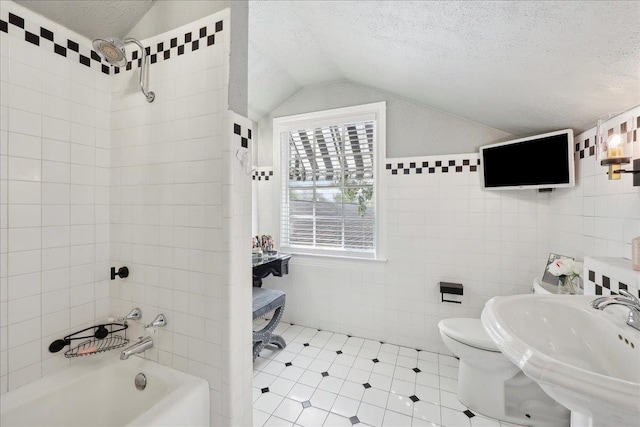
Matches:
[[120, 336, 153, 360], [591, 289, 640, 332]]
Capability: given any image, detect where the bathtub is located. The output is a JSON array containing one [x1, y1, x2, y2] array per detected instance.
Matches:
[[0, 353, 209, 426]]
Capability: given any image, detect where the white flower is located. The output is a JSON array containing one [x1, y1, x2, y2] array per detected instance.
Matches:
[[548, 259, 575, 276], [571, 261, 583, 276]]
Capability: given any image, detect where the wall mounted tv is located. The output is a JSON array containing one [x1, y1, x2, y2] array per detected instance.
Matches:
[[479, 129, 575, 190]]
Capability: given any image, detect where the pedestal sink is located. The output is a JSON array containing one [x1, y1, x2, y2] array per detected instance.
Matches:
[[482, 295, 640, 427]]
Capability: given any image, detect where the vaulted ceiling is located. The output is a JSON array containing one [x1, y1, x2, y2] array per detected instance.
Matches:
[[17, 1, 640, 136], [249, 1, 640, 135], [16, 0, 156, 40]]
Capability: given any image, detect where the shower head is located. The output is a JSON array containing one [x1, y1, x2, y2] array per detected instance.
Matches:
[[92, 37, 127, 67], [92, 36, 155, 103]]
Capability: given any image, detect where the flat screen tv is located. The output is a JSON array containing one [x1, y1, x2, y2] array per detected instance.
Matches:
[[479, 129, 575, 190]]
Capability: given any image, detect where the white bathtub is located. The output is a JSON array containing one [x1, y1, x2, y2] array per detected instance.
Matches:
[[0, 353, 210, 427]]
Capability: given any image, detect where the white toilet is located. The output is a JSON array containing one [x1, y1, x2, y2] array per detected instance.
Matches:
[[438, 278, 570, 426]]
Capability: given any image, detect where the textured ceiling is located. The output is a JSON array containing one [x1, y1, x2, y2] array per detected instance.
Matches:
[[16, 0, 155, 39], [249, 1, 640, 135], [15, 1, 640, 136]]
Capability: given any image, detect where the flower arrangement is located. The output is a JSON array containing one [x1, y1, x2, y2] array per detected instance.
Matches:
[[547, 258, 583, 294]]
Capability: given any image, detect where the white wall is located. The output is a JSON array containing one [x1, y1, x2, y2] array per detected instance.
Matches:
[[255, 80, 512, 165], [127, 0, 248, 117], [126, 0, 231, 41], [255, 104, 640, 353], [109, 11, 252, 426], [221, 112, 253, 425], [549, 106, 640, 261], [1, 3, 254, 425], [227, 1, 248, 117], [0, 1, 111, 392], [256, 152, 551, 353]]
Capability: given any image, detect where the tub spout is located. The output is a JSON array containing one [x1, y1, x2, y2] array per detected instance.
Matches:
[[120, 336, 153, 360]]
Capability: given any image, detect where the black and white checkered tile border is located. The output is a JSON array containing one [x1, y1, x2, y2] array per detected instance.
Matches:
[[233, 122, 251, 149], [252, 170, 274, 181], [575, 136, 597, 160], [386, 115, 640, 177], [386, 158, 480, 176], [1, 11, 112, 74], [574, 116, 639, 160], [585, 269, 640, 298], [0, 11, 223, 76], [113, 20, 223, 75]]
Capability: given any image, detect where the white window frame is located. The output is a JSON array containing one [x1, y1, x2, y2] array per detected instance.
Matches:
[[273, 102, 386, 260]]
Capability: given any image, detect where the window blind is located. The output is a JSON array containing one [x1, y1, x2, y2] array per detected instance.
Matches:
[[281, 121, 375, 254]]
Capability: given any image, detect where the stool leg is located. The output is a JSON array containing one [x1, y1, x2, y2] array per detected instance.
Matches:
[[269, 334, 286, 349], [253, 304, 287, 361], [253, 341, 264, 361]]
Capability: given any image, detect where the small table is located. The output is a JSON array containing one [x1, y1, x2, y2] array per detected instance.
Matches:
[[252, 253, 292, 287]]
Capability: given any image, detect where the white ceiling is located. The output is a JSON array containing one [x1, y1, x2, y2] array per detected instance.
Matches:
[[16, 0, 155, 39], [16, 1, 640, 136], [249, 1, 640, 135]]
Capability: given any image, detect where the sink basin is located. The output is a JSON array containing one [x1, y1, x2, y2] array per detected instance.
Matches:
[[482, 294, 640, 427]]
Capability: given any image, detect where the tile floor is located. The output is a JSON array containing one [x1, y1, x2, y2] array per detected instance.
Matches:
[[253, 322, 525, 427]]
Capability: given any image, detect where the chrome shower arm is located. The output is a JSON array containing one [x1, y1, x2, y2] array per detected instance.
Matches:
[[124, 38, 155, 103]]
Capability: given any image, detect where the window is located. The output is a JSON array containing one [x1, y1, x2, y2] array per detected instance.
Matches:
[[273, 103, 386, 259]]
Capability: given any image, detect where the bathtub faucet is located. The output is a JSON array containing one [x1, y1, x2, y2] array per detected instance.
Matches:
[[120, 336, 153, 360]]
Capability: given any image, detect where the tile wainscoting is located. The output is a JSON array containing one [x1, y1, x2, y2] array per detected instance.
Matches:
[[254, 107, 640, 353], [254, 151, 551, 353]]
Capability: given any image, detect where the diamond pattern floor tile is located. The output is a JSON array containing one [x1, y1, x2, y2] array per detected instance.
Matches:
[[252, 322, 515, 427]]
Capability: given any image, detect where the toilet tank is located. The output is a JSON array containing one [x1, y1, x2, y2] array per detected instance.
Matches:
[[532, 277, 555, 294]]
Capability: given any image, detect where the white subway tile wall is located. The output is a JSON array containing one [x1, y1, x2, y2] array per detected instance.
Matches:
[[108, 9, 252, 426], [255, 153, 552, 353], [1, 3, 254, 426], [222, 113, 254, 425], [255, 111, 639, 354], [0, 1, 111, 393], [549, 106, 640, 262]]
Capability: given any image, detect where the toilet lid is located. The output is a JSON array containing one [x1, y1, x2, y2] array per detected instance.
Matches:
[[439, 318, 500, 352]]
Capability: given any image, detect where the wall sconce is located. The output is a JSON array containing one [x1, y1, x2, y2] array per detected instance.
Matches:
[[596, 117, 640, 185]]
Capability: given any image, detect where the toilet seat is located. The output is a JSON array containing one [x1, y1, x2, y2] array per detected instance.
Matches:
[[439, 318, 499, 352]]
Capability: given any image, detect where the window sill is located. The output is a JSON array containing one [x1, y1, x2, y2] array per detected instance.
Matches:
[[282, 250, 388, 265]]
